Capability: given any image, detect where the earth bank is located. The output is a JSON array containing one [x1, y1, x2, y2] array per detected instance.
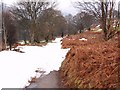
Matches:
[[60, 31, 119, 88]]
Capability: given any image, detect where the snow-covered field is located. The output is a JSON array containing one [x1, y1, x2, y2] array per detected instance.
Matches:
[[0, 38, 70, 89]]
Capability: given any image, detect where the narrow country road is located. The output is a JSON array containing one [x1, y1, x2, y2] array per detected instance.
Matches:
[[27, 71, 62, 88]]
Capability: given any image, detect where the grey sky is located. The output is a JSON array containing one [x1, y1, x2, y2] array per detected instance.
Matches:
[[2, 0, 120, 16], [2, 0, 82, 15], [56, 0, 119, 16], [56, 0, 79, 15]]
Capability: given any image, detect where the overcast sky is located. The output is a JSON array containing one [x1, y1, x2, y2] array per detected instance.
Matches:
[[2, 0, 80, 15], [56, 0, 80, 15], [2, 0, 120, 16]]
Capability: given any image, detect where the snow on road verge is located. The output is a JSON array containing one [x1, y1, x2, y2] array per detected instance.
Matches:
[[0, 38, 70, 89]]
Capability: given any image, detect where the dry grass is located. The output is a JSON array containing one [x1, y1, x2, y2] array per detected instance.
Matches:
[[60, 31, 119, 88]]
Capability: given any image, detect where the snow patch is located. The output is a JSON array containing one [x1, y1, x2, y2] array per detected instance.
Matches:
[[79, 38, 87, 41], [0, 38, 70, 89]]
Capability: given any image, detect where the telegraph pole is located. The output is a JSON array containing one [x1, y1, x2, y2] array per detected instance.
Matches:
[[0, 0, 2, 51], [1, 0, 7, 50], [118, 2, 120, 19], [1, 0, 4, 50]]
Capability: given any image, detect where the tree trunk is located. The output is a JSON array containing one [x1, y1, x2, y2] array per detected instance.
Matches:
[[30, 32, 35, 44], [101, 1, 112, 41], [101, 1, 108, 40], [30, 21, 36, 44]]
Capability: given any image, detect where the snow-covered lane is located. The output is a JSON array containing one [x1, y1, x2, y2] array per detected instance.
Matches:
[[0, 38, 70, 89]]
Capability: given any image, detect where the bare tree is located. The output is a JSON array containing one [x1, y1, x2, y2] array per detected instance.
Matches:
[[76, 0, 119, 40], [38, 8, 67, 41], [76, 1, 101, 19], [73, 12, 96, 33], [65, 14, 78, 35], [11, 0, 51, 43]]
